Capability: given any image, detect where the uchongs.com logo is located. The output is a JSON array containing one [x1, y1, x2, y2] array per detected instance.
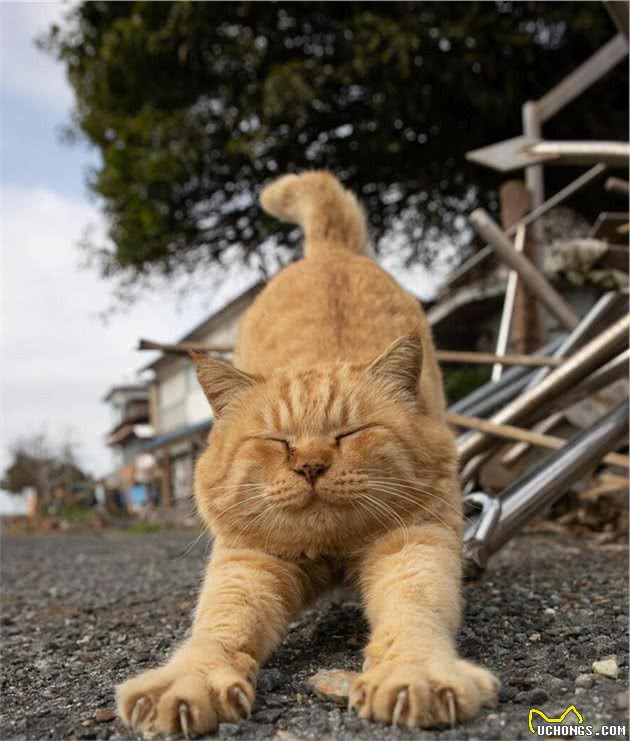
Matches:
[[528, 705, 627, 737]]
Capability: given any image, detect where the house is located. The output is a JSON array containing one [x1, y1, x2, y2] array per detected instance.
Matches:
[[103, 384, 154, 507], [139, 283, 263, 511]]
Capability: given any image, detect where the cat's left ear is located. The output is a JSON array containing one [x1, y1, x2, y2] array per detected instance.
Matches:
[[190, 352, 259, 417], [366, 336, 423, 402]]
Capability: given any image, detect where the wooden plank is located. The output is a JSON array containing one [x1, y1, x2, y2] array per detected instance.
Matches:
[[466, 136, 537, 172], [467, 137, 628, 172], [536, 33, 628, 122], [447, 412, 630, 469], [469, 209, 580, 330], [526, 141, 629, 168], [522, 101, 544, 245], [499, 180, 541, 358], [605, 177, 630, 194], [436, 350, 561, 368], [138, 338, 233, 354], [139, 337, 561, 368], [444, 164, 606, 288]]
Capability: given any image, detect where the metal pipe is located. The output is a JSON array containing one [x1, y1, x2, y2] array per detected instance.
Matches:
[[458, 314, 630, 465], [552, 349, 630, 411], [469, 209, 580, 330], [450, 337, 565, 416], [502, 293, 628, 463], [456, 373, 535, 421], [523, 292, 628, 391], [444, 164, 607, 287], [486, 400, 629, 555], [503, 351, 630, 470], [501, 411, 565, 467], [450, 366, 531, 415]]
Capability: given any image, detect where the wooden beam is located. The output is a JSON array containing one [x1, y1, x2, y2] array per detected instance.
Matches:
[[444, 164, 606, 288], [525, 141, 629, 168], [138, 339, 233, 354], [536, 33, 628, 122], [437, 350, 561, 368], [469, 209, 580, 330], [139, 337, 561, 368], [447, 412, 630, 469], [605, 176, 630, 194], [499, 180, 541, 358], [467, 136, 628, 172]]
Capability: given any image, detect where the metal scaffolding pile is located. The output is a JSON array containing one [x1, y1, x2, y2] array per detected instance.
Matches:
[[455, 4, 629, 574]]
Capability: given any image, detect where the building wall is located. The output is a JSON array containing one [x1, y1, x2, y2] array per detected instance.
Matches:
[[153, 300, 248, 435]]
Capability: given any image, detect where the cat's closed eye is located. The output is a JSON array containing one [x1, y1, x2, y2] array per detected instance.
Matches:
[[254, 435, 293, 455], [335, 424, 381, 445]]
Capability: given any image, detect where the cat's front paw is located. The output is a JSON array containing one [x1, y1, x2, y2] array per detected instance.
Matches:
[[116, 663, 254, 738], [348, 657, 499, 728]]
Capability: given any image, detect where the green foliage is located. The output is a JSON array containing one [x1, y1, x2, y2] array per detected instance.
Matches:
[[44, 2, 627, 293], [443, 364, 492, 405]]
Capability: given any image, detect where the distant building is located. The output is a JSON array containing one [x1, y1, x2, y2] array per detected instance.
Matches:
[[139, 283, 263, 511], [103, 384, 154, 507]]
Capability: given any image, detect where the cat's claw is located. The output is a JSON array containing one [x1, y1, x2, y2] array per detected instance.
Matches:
[[178, 703, 190, 739], [392, 689, 408, 727], [438, 688, 457, 728], [348, 687, 365, 714], [131, 696, 151, 732], [230, 686, 251, 719]]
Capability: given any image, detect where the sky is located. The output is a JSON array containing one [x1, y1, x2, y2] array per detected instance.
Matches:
[[0, 1, 258, 477], [0, 1, 444, 479]]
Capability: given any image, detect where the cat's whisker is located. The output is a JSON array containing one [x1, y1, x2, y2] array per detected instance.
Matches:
[[263, 507, 284, 551], [360, 493, 410, 545], [355, 497, 389, 535], [215, 492, 270, 519], [367, 484, 463, 544], [230, 504, 278, 545], [210, 483, 269, 493], [175, 529, 207, 560], [364, 477, 471, 525]]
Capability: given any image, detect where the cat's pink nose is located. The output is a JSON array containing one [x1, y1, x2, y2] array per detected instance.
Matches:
[[293, 461, 329, 486]]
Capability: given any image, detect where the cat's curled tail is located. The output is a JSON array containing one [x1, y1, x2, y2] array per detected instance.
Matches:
[[260, 171, 368, 256]]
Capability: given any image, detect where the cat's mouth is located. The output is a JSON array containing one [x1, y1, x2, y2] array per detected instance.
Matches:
[[281, 485, 352, 512]]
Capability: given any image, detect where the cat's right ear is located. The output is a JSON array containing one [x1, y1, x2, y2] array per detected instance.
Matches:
[[190, 352, 259, 417], [366, 335, 423, 403]]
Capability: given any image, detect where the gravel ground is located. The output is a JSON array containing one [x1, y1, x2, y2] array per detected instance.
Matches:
[[1, 530, 628, 741]]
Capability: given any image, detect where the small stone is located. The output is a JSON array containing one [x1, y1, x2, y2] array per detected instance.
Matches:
[[275, 732, 303, 741], [253, 708, 282, 724], [615, 691, 629, 711], [548, 677, 565, 693], [528, 633, 542, 642], [575, 674, 594, 689], [307, 669, 358, 706], [94, 709, 116, 723], [528, 688, 548, 704], [592, 656, 619, 679]]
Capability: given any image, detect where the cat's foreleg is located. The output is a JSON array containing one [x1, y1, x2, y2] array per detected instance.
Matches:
[[350, 522, 499, 728], [116, 545, 308, 737]]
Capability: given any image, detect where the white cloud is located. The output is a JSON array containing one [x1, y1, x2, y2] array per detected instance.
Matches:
[[0, 1, 73, 114], [0, 185, 241, 477]]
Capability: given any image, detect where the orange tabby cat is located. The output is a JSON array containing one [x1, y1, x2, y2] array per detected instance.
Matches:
[[117, 171, 499, 736]]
